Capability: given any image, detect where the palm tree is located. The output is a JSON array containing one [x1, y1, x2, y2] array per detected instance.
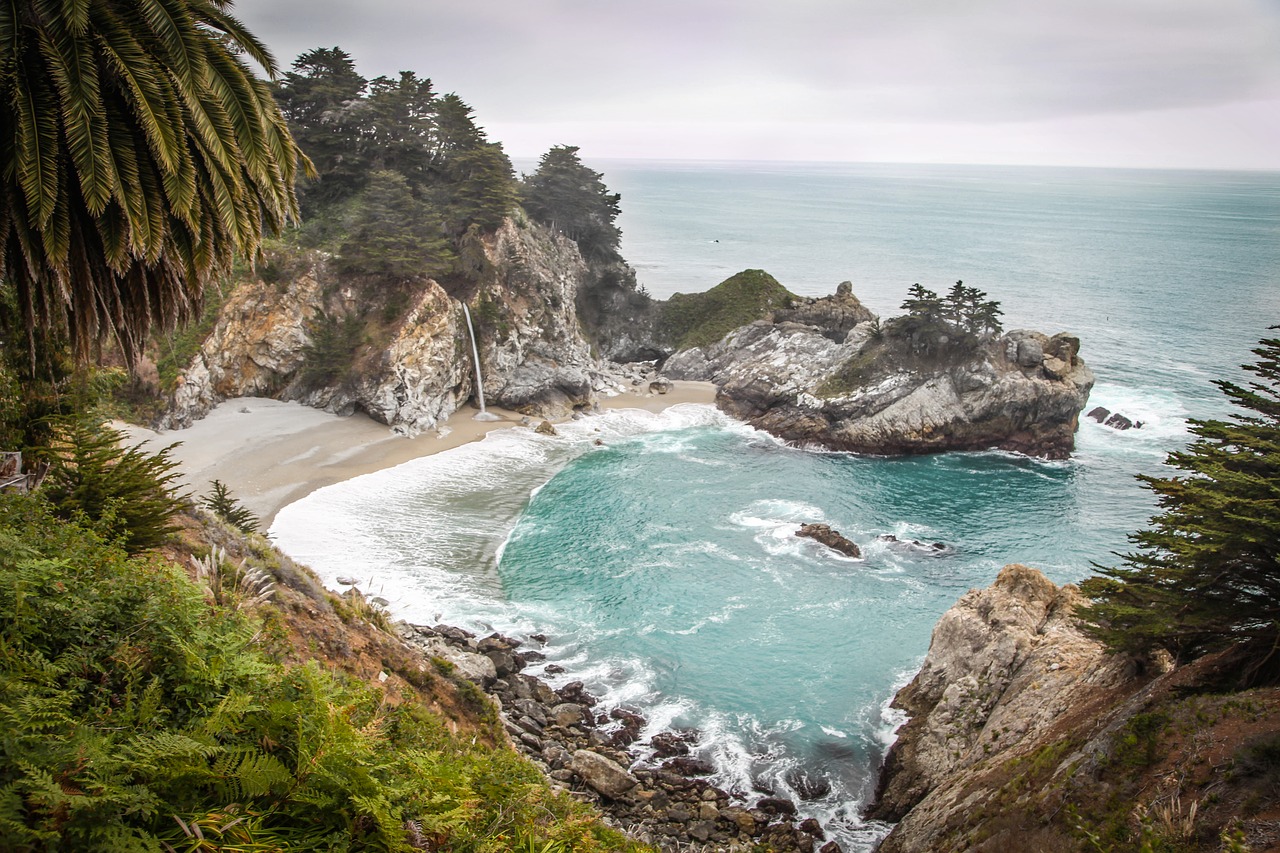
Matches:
[[0, 0, 307, 371]]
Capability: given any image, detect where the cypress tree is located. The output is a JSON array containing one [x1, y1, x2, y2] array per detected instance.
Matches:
[[1080, 330, 1280, 681]]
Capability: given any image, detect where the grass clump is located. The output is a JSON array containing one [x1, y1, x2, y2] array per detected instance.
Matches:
[[657, 269, 796, 350]]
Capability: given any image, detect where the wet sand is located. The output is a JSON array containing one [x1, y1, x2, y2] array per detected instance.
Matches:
[[118, 382, 717, 526]]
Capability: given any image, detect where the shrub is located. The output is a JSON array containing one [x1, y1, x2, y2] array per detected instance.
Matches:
[[40, 417, 185, 553]]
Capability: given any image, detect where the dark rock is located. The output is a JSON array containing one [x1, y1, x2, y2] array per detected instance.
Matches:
[[786, 767, 832, 801], [799, 817, 826, 838], [477, 633, 520, 652], [796, 523, 861, 559], [757, 797, 798, 817], [485, 648, 523, 678], [519, 732, 543, 751], [1104, 412, 1134, 430], [433, 624, 474, 643], [819, 843, 842, 853], [650, 730, 695, 757], [557, 681, 598, 707], [518, 650, 546, 663], [689, 820, 715, 842], [662, 757, 715, 776], [1087, 406, 1110, 423], [529, 633, 548, 644], [544, 663, 566, 675], [877, 534, 951, 556], [550, 703, 588, 728]]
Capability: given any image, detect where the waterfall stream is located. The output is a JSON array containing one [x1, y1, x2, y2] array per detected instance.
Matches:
[[461, 302, 501, 421]]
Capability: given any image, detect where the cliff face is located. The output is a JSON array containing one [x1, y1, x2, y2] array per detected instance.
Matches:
[[160, 218, 610, 432], [665, 286, 1093, 458], [870, 567, 1280, 853], [868, 565, 1134, 849]]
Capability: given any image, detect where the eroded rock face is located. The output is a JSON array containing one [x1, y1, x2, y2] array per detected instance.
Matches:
[[470, 220, 601, 418], [160, 218, 609, 431], [681, 323, 1091, 459], [160, 271, 325, 429], [867, 565, 1132, 851]]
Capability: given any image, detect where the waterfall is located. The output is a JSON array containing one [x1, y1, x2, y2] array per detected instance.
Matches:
[[461, 302, 501, 421]]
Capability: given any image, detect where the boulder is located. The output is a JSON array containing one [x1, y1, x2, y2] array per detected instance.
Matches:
[[1086, 406, 1111, 423], [535, 420, 558, 436], [713, 325, 1094, 460], [570, 749, 639, 799]]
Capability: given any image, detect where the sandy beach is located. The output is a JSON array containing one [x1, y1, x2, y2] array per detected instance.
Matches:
[[119, 382, 717, 527]]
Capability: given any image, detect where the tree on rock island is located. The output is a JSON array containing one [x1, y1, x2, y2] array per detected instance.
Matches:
[[0, 0, 306, 372], [1081, 329, 1280, 684]]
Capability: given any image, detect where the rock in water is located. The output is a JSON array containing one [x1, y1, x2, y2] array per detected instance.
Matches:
[[1104, 412, 1134, 430], [535, 420, 558, 436], [796, 523, 862, 558], [1086, 405, 1111, 423]]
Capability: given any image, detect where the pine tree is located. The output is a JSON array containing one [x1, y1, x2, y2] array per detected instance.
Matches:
[[1080, 330, 1280, 680]]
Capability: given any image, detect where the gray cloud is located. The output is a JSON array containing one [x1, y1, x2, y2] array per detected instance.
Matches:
[[235, 0, 1280, 165]]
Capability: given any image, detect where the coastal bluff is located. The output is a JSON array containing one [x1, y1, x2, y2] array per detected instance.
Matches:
[[663, 282, 1094, 459], [867, 566, 1280, 852]]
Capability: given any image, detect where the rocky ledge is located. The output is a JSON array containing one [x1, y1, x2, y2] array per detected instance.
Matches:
[[865, 565, 1134, 851], [401, 623, 838, 853], [664, 284, 1093, 459]]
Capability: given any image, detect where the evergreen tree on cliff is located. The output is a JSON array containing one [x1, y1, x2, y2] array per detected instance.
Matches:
[[1081, 330, 1280, 682], [521, 145, 621, 261], [0, 0, 306, 371], [273, 47, 367, 211]]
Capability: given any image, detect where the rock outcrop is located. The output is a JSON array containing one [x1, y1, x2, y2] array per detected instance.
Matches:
[[795, 522, 862, 558], [867, 565, 1133, 851], [665, 286, 1093, 458], [160, 218, 616, 432]]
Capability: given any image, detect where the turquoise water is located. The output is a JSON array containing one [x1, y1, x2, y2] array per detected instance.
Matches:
[[272, 163, 1280, 851]]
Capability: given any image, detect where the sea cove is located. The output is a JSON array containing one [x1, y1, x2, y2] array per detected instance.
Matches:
[[271, 164, 1280, 851]]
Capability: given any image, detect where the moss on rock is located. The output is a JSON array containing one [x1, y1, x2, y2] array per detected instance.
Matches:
[[657, 269, 796, 351]]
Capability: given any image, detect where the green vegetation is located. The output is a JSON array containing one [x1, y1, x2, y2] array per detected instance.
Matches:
[[0, 0, 304, 372], [819, 281, 1003, 397], [274, 49, 519, 264], [42, 418, 186, 554], [1080, 330, 1280, 682], [658, 269, 796, 350], [889, 280, 1004, 358], [299, 310, 367, 388], [0, 494, 645, 852], [203, 480, 260, 535], [521, 146, 623, 262]]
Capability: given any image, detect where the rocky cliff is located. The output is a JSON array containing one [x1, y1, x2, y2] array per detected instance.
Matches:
[[160, 217, 615, 432], [664, 284, 1093, 459], [868, 566, 1280, 852]]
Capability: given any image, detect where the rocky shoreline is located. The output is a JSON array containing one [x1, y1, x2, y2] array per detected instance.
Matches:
[[399, 621, 844, 853]]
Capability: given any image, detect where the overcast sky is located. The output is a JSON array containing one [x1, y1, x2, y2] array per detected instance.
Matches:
[[236, 0, 1280, 170]]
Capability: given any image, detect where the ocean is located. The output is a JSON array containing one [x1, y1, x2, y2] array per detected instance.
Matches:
[[270, 162, 1280, 851]]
